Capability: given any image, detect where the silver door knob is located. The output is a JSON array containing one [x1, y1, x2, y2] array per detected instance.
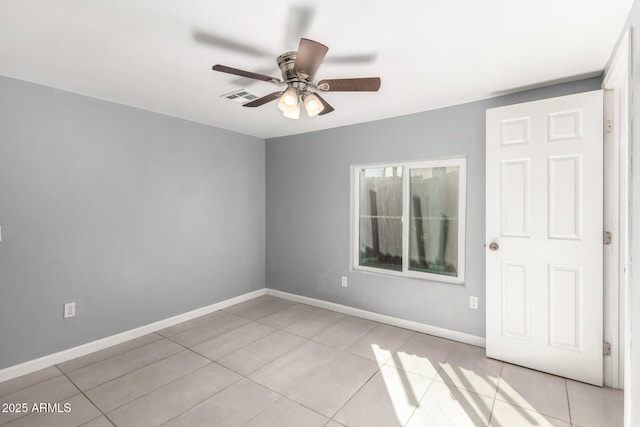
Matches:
[[489, 242, 499, 251]]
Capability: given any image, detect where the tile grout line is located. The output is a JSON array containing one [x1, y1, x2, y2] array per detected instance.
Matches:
[[78, 335, 253, 421], [486, 361, 506, 426], [279, 313, 351, 341], [0, 369, 67, 425], [0, 367, 63, 400], [229, 312, 388, 424], [57, 368, 115, 426], [83, 351, 216, 416], [155, 311, 232, 339], [241, 376, 331, 424], [93, 327, 289, 424], [151, 299, 303, 425], [148, 301, 332, 425], [486, 394, 498, 427], [332, 328, 446, 425], [61, 332, 169, 376], [0, 368, 106, 426], [59, 336, 210, 423], [55, 333, 164, 378], [154, 303, 331, 425], [326, 364, 381, 422], [401, 376, 437, 427], [211, 336, 309, 379], [157, 374, 246, 427], [64, 339, 185, 395], [163, 309, 315, 378], [159, 314, 253, 347], [222, 297, 299, 323], [565, 378, 573, 426], [240, 394, 288, 426], [163, 302, 299, 347], [260, 321, 421, 424], [164, 321, 282, 364]]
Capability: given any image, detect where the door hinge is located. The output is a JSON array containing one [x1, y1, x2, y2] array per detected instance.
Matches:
[[604, 231, 612, 245], [603, 341, 612, 356], [604, 119, 613, 135]]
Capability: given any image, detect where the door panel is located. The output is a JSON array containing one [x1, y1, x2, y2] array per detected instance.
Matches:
[[548, 264, 582, 350], [486, 90, 603, 386], [501, 160, 530, 237], [548, 155, 582, 239], [502, 261, 529, 339]]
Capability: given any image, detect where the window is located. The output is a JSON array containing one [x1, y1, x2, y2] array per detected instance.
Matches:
[[353, 158, 466, 284]]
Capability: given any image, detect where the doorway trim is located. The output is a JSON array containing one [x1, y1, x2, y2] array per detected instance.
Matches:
[[602, 28, 630, 393]]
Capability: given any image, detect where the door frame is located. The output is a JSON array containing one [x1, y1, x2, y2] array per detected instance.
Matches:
[[602, 28, 630, 393]]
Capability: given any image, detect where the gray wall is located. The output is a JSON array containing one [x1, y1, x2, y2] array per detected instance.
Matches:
[[265, 78, 601, 338], [0, 76, 265, 369]]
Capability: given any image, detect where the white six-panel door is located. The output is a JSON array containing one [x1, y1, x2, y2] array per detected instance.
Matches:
[[486, 90, 604, 386]]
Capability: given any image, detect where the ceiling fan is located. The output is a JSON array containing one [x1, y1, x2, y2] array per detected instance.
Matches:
[[211, 38, 381, 119]]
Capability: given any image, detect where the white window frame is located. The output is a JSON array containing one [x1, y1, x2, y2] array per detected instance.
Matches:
[[352, 157, 467, 284]]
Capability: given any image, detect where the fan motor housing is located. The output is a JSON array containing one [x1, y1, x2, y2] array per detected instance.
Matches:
[[277, 52, 298, 81]]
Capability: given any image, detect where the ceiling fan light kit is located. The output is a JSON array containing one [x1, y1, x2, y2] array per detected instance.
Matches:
[[212, 38, 381, 120], [277, 87, 299, 113], [303, 92, 323, 117], [283, 103, 301, 119]]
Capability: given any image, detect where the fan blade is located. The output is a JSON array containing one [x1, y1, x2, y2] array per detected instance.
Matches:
[[230, 67, 280, 86], [314, 93, 335, 116], [212, 65, 281, 83], [284, 6, 315, 48], [324, 53, 377, 64], [243, 92, 283, 107], [194, 30, 270, 57], [317, 77, 381, 92], [294, 38, 328, 80]]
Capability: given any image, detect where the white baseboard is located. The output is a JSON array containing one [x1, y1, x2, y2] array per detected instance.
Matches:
[[266, 289, 486, 348], [0, 289, 266, 383], [1, 287, 485, 384]]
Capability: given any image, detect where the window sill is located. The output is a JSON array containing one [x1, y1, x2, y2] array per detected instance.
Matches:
[[352, 265, 465, 285]]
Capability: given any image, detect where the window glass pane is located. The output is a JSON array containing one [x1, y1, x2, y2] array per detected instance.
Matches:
[[409, 166, 459, 276], [359, 167, 402, 271]]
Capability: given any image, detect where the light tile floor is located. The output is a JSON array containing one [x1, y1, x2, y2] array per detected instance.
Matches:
[[0, 296, 624, 426]]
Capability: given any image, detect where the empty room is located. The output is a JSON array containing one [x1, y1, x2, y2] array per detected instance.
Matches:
[[0, 1, 638, 426]]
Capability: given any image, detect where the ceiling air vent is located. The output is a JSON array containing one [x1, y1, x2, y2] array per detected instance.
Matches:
[[221, 89, 260, 104]]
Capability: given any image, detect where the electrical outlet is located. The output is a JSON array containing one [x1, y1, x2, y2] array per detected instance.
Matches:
[[469, 296, 479, 310], [341, 276, 348, 287], [64, 302, 76, 319]]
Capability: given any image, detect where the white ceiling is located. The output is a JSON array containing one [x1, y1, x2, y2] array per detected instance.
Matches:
[[0, 0, 633, 139]]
